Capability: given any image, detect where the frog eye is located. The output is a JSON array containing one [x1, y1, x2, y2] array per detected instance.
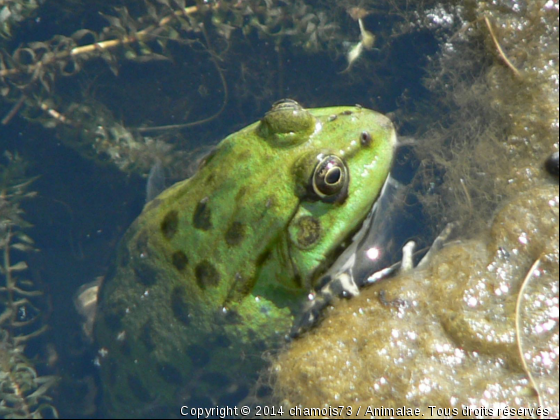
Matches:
[[312, 155, 349, 203]]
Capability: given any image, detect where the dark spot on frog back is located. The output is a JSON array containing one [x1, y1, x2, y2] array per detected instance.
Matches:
[[195, 260, 220, 289], [171, 250, 188, 271], [161, 210, 178, 239], [127, 374, 153, 401], [187, 344, 210, 366], [157, 362, 184, 385], [140, 321, 156, 352], [220, 307, 243, 325], [213, 334, 231, 348], [129, 231, 158, 286], [99, 299, 127, 332], [193, 197, 212, 230], [171, 286, 191, 326], [234, 271, 254, 296], [225, 221, 245, 246], [133, 265, 157, 287]]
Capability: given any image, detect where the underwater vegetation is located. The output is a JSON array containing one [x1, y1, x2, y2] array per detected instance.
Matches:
[[0, 0, 363, 177], [0, 0, 459, 178], [0, 0, 44, 39], [0, 152, 58, 418]]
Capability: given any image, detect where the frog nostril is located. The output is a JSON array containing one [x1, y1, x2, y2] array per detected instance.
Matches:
[[360, 131, 372, 146]]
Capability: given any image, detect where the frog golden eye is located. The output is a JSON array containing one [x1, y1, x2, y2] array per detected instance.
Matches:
[[312, 155, 349, 203]]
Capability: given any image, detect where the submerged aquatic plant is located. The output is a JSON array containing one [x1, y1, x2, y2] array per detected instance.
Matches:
[[0, 0, 44, 39], [0, 152, 58, 419]]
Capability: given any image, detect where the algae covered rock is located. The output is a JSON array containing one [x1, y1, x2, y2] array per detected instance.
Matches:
[[272, 184, 558, 418]]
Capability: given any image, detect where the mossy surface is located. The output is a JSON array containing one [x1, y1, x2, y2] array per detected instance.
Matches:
[[272, 185, 558, 419]]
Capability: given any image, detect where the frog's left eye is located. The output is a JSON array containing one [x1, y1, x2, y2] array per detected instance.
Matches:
[[312, 155, 349, 203]]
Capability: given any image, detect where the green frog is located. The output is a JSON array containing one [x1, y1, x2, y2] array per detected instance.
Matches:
[[93, 99, 396, 416]]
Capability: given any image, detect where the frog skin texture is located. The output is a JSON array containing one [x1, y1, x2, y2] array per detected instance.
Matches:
[[94, 99, 396, 416]]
